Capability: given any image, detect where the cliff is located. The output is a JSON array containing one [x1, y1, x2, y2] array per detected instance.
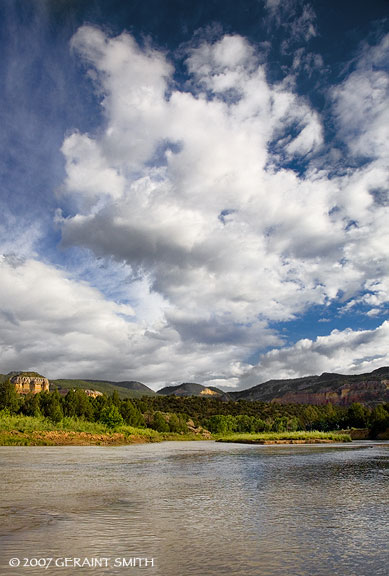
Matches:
[[231, 367, 389, 406], [11, 372, 50, 395]]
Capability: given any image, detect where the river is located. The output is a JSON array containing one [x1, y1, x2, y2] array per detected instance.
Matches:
[[0, 441, 388, 575]]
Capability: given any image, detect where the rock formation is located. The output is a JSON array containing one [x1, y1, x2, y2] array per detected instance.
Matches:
[[84, 389, 103, 398], [231, 367, 389, 406], [11, 372, 50, 395]]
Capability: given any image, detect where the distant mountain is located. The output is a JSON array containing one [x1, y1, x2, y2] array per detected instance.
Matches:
[[83, 379, 154, 394], [3, 367, 389, 405], [157, 382, 230, 401], [51, 378, 155, 399], [230, 367, 389, 406]]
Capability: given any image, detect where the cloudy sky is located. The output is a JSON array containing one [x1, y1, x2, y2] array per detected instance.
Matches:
[[0, 0, 388, 389]]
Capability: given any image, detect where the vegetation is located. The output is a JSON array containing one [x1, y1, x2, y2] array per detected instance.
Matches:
[[216, 431, 352, 443], [0, 411, 197, 446], [52, 379, 155, 399], [0, 376, 388, 445], [133, 394, 389, 436]]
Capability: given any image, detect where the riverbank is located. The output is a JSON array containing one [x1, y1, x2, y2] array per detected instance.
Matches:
[[0, 413, 364, 446], [0, 412, 209, 445], [0, 429, 158, 445], [216, 431, 352, 444], [0, 428, 211, 445]]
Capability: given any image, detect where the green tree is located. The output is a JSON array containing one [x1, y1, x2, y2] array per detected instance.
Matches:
[[370, 404, 389, 437], [40, 390, 63, 423], [151, 412, 169, 432], [235, 415, 255, 433], [301, 405, 320, 430], [111, 391, 121, 407], [99, 405, 124, 428], [347, 403, 369, 428], [253, 418, 267, 432], [0, 379, 20, 413], [169, 412, 189, 433], [63, 389, 93, 420], [286, 416, 299, 431], [21, 393, 41, 417], [120, 399, 145, 427], [204, 414, 235, 434]]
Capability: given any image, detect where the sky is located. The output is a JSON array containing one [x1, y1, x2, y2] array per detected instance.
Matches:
[[0, 0, 388, 390]]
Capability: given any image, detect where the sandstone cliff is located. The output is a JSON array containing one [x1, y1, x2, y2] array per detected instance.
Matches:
[[231, 367, 389, 406], [11, 372, 50, 395]]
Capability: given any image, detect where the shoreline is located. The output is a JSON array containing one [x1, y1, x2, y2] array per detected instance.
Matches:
[[0, 429, 155, 446], [217, 438, 346, 444], [216, 431, 352, 444], [0, 429, 354, 446], [0, 429, 212, 446]]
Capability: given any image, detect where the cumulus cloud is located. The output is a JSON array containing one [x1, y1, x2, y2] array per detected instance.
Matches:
[[60, 26, 328, 325], [0, 255, 265, 388], [47, 25, 389, 387], [239, 321, 389, 387], [0, 256, 133, 376], [332, 34, 389, 161], [1, 20, 388, 389]]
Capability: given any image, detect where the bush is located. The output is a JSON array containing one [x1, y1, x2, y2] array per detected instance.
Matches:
[[39, 390, 63, 423], [99, 405, 124, 428], [120, 399, 145, 427], [151, 412, 169, 433], [0, 379, 20, 413], [63, 389, 94, 420]]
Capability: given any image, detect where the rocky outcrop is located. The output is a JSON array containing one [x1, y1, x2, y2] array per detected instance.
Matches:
[[84, 389, 103, 398], [11, 373, 50, 395], [200, 388, 220, 396], [157, 382, 229, 400], [231, 367, 389, 406], [273, 379, 389, 406]]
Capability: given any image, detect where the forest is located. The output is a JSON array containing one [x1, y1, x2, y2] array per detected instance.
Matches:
[[0, 378, 388, 438]]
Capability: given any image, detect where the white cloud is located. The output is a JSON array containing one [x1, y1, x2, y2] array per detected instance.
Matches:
[[2, 23, 388, 389], [332, 34, 389, 160], [61, 133, 126, 208], [48, 26, 389, 387], [239, 321, 389, 387], [0, 255, 264, 388]]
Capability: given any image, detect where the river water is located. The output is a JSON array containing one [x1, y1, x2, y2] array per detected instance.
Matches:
[[0, 441, 388, 576]]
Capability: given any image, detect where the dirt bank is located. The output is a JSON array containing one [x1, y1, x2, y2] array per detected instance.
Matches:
[[0, 429, 154, 446]]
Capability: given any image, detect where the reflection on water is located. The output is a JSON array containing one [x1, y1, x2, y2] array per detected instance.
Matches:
[[0, 442, 388, 575]]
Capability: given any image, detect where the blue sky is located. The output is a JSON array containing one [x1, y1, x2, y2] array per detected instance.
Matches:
[[0, 0, 388, 389]]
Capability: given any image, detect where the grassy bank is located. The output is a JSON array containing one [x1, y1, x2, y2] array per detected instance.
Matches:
[[0, 412, 204, 446], [0, 413, 354, 446], [216, 431, 352, 444]]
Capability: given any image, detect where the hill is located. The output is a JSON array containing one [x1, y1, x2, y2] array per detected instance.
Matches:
[[51, 378, 155, 399], [3, 367, 389, 406], [230, 367, 389, 406], [157, 382, 230, 401]]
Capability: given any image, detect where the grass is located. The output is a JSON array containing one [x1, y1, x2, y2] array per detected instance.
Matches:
[[216, 430, 352, 443], [0, 412, 110, 433], [0, 411, 206, 445], [1, 412, 351, 446]]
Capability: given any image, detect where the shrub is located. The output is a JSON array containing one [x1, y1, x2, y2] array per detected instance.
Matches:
[[99, 405, 124, 428]]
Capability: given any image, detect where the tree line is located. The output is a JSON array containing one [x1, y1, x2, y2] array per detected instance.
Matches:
[[0, 379, 388, 437], [136, 394, 389, 436]]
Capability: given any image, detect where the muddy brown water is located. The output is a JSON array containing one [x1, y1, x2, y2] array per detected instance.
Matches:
[[1, 441, 388, 575]]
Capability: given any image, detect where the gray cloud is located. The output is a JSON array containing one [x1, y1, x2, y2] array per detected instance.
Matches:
[[1, 23, 388, 389]]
